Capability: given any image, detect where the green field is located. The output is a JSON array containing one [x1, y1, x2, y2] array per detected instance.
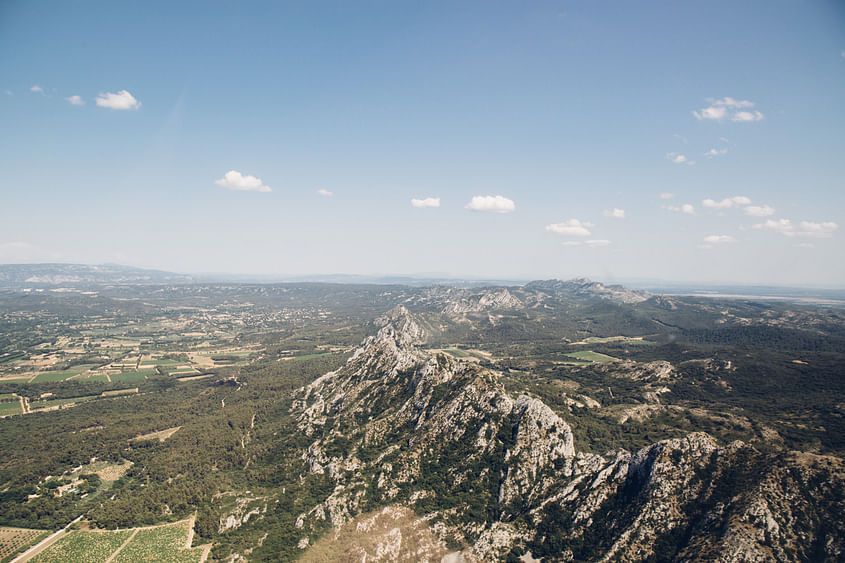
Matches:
[[30, 371, 86, 383], [577, 336, 652, 345], [83, 375, 111, 383], [444, 348, 470, 358], [112, 520, 202, 563], [140, 359, 180, 367], [31, 519, 204, 563], [291, 352, 332, 361], [563, 350, 619, 363], [111, 370, 154, 383], [0, 401, 22, 417], [30, 529, 132, 563]]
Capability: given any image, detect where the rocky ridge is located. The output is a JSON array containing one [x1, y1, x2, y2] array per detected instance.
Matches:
[[290, 305, 845, 561]]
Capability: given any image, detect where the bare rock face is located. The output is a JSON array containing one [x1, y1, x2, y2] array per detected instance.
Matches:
[[290, 306, 845, 562], [442, 289, 523, 314]]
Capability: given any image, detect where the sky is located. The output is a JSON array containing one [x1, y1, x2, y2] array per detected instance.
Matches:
[[1, 0, 844, 286]]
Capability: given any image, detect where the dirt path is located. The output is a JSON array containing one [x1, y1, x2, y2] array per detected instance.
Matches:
[[185, 514, 196, 548], [103, 528, 138, 563], [12, 515, 83, 563]]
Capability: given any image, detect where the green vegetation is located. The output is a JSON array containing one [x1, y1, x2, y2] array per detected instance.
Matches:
[[563, 350, 619, 363], [0, 402, 22, 417], [31, 530, 132, 563], [112, 520, 204, 563], [1, 282, 844, 560]]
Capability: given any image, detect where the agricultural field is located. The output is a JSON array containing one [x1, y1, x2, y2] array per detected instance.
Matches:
[[0, 526, 48, 562], [111, 519, 207, 563], [30, 519, 208, 563], [30, 529, 132, 562], [0, 397, 22, 417]]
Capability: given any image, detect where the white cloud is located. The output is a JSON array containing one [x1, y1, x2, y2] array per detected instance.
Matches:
[[797, 221, 838, 237], [66, 95, 85, 106], [702, 196, 751, 210], [754, 219, 793, 235], [753, 219, 838, 238], [693, 97, 762, 122], [214, 170, 271, 193], [603, 208, 625, 219], [585, 239, 611, 247], [545, 219, 592, 237], [705, 147, 728, 157], [693, 106, 726, 121], [793, 243, 815, 248], [561, 241, 581, 247], [743, 205, 775, 217], [659, 192, 675, 200], [465, 195, 515, 213], [731, 110, 764, 122], [95, 90, 141, 110], [30, 85, 43, 93], [681, 203, 695, 215], [666, 152, 693, 165], [703, 234, 736, 244], [411, 197, 440, 208], [4, 89, 12, 96], [316, 189, 333, 197]]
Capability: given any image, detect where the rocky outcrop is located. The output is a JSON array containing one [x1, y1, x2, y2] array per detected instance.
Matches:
[[289, 306, 845, 562], [442, 289, 523, 314]]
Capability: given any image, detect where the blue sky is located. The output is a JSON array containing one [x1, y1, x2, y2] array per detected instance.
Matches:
[[1, 0, 844, 285]]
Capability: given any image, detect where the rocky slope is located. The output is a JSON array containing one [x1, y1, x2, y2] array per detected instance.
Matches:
[[288, 305, 844, 561]]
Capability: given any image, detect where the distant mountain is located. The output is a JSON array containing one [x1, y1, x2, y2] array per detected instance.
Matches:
[[0, 263, 193, 287], [526, 277, 652, 303]]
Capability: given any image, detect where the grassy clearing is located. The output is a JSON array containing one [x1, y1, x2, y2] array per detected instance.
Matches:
[[444, 348, 470, 358], [101, 388, 138, 397], [30, 529, 133, 563], [131, 426, 181, 443], [574, 336, 651, 345], [564, 350, 619, 363], [0, 402, 23, 416], [291, 352, 332, 361], [30, 396, 96, 411]]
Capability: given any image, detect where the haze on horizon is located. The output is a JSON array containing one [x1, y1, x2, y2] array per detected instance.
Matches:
[[1, 1, 844, 286]]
